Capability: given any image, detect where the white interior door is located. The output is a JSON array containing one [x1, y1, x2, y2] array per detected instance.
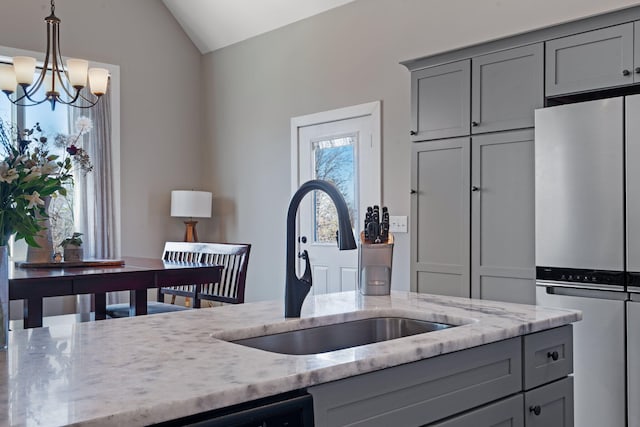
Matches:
[[292, 102, 381, 295]]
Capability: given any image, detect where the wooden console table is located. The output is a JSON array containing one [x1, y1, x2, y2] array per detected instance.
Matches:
[[9, 256, 223, 329]]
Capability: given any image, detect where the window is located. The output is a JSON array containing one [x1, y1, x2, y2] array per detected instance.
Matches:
[[312, 134, 358, 244]]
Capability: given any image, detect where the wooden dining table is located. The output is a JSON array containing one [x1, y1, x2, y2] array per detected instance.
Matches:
[[9, 256, 223, 329]]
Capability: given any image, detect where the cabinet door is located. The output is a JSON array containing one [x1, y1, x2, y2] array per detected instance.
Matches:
[[472, 44, 543, 134], [411, 138, 470, 297], [429, 394, 523, 427], [524, 377, 574, 427], [545, 23, 634, 96], [411, 60, 470, 141], [471, 130, 535, 304], [628, 301, 640, 427]]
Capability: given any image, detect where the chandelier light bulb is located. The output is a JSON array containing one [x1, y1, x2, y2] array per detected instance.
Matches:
[[66, 59, 88, 89], [88, 68, 109, 96], [12, 56, 36, 86], [0, 64, 16, 94]]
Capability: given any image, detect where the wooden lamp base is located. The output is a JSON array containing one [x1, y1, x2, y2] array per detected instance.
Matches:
[[183, 220, 199, 242]]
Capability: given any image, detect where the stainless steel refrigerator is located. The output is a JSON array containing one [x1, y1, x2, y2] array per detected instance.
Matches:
[[535, 97, 629, 427]]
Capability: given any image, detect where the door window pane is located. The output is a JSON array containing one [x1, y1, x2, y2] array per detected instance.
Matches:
[[312, 134, 357, 244]]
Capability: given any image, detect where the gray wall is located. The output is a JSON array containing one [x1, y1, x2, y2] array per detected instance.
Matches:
[[0, 0, 204, 258], [202, 0, 640, 302], [3, 0, 640, 305]]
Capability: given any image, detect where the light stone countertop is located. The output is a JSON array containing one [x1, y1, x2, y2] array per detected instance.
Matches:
[[0, 291, 581, 426]]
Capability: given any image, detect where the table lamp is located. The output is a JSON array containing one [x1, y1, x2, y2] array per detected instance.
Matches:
[[171, 190, 212, 242]]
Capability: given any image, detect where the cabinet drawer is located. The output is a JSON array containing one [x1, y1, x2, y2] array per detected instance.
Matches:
[[523, 325, 573, 390], [308, 337, 521, 427], [428, 394, 523, 427], [525, 377, 574, 427]]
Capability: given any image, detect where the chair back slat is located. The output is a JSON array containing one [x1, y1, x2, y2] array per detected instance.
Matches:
[[161, 241, 251, 304]]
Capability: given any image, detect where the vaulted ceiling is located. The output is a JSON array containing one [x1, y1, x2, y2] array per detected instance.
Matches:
[[162, 0, 357, 54]]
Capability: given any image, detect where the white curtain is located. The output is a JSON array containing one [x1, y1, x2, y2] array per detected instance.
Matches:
[[73, 87, 125, 310]]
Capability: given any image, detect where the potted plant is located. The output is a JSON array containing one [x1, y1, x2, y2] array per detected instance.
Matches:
[[60, 232, 83, 262]]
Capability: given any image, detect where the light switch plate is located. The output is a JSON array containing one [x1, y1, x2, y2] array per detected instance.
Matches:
[[389, 215, 408, 233]]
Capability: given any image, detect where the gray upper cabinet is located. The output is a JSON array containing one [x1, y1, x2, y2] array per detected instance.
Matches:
[[472, 44, 543, 133], [546, 23, 634, 96], [411, 138, 470, 297], [471, 130, 535, 304], [411, 60, 470, 141]]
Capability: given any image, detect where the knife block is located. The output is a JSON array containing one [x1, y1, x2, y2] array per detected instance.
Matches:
[[359, 232, 393, 296]]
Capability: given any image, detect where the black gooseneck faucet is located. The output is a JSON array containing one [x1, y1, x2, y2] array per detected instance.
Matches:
[[285, 180, 357, 317]]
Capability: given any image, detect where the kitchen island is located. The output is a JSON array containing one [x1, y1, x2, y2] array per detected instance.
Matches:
[[0, 291, 581, 426]]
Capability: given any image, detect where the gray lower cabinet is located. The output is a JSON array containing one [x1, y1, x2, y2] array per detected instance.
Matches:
[[410, 60, 470, 141], [524, 377, 574, 427], [429, 395, 524, 427], [545, 23, 635, 96], [411, 138, 470, 297], [411, 130, 535, 303], [472, 44, 543, 134], [471, 130, 535, 304], [308, 326, 573, 427]]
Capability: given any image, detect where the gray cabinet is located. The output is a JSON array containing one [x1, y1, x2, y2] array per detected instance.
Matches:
[[545, 23, 635, 96], [524, 377, 574, 427], [410, 46, 540, 301], [308, 327, 574, 427], [429, 395, 523, 427], [410, 60, 470, 141], [411, 138, 470, 297], [471, 130, 535, 304], [472, 44, 543, 133]]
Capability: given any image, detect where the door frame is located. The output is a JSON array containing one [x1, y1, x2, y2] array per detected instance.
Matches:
[[290, 101, 381, 199]]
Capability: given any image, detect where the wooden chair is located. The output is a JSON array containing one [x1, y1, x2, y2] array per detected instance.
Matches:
[[106, 241, 251, 318], [158, 241, 251, 307]]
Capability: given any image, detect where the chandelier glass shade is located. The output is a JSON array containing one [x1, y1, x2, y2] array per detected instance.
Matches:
[[0, 0, 108, 110]]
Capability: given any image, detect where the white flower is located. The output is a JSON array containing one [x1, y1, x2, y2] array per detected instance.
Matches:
[[0, 162, 18, 183], [24, 167, 41, 182], [75, 116, 93, 136], [24, 191, 44, 209], [40, 161, 58, 175]]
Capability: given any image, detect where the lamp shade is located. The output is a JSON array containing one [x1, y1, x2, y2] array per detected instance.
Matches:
[[171, 190, 212, 218]]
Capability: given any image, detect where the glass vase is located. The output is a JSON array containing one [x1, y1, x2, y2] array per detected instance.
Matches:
[[0, 245, 8, 351], [25, 196, 54, 263]]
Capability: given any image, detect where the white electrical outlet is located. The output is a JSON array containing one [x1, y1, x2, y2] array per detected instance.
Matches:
[[389, 215, 408, 233]]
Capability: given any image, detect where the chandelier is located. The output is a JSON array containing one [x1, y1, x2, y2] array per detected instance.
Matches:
[[0, 0, 109, 110]]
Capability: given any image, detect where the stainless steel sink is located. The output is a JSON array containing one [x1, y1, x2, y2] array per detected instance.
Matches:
[[230, 317, 455, 355]]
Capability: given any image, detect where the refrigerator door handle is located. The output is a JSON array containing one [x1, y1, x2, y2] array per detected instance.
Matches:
[[539, 284, 628, 301]]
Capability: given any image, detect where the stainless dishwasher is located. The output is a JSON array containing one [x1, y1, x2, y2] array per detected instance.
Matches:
[[152, 391, 314, 427]]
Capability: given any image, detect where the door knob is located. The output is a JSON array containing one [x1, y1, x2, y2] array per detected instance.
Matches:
[[529, 405, 542, 416]]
